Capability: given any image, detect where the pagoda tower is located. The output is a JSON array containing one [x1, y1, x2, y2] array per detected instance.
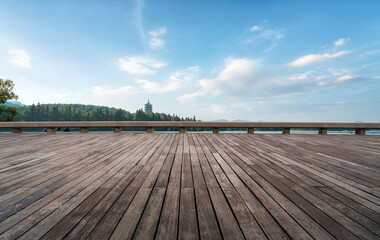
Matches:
[[144, 99, 153, 113]]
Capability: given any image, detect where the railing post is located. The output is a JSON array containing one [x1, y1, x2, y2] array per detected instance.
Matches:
[[147, 127, 153, 133], [179, 127, 186, 133], [213, 128, 219, 134], [355, 129, 366, 135], [12, 128, 22, 133], [318, 128, 327, 135], [247, 128, 254, 134], [113, 127, 121, 133], [80, 127, 88, 133], [282, 128, 290, 134], [47, 127, 56, 133]]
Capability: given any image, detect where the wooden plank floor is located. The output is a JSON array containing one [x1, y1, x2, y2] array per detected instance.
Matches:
[[0, 133, 380, 240]]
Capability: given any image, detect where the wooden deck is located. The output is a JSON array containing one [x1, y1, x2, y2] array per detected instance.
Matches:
[[0, 133, 379, 240]]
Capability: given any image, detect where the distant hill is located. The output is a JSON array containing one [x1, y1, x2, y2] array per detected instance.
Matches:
[[214, 119, 228, 122], [4, 101, 25, 107], [214, 119, 246, 122]]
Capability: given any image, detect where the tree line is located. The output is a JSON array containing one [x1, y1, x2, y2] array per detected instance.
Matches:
[[13, 103, 197, 122], [0, 79, 18, 121]]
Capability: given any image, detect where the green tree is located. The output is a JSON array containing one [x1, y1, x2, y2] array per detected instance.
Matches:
[[134, 109, 146, 121], [105, 108, 110, 121], [51, 106, 59, 121], [113, 109, 125, 121], [0, 79, 19, 121], [36, 103, 43, 120], [12, 102, 198, 123], [125, 111, 133, 121], [45, 105, 50, 120]]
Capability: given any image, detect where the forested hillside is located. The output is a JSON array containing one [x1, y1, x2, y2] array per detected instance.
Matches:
[[12, 103, 196, 122]]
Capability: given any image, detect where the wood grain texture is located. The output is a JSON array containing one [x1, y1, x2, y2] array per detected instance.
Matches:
[[0, 132, 379, 240]]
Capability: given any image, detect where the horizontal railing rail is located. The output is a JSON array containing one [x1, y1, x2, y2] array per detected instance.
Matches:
[[1, 121, 379, 135]]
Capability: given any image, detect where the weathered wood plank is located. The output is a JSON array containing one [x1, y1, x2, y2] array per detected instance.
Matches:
[[179, 188, 198, 239], [0, 134, 158, 238], [155, 188, 180, 240], [133, 187, 166, 239], [109, 187, 152, 240], [0, 133, 379, 240], [189, 134, 221, 240]]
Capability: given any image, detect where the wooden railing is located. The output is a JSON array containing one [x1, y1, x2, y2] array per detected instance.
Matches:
[[1, 121, 379, 135]]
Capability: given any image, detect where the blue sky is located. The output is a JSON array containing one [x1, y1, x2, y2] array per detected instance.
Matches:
[[1, 0, 379, 121]]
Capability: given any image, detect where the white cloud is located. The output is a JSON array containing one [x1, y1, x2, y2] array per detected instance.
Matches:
[[148, 27, 166, 49], [168, 66, 199, 84], [336, 74, 358, 82], [323, 69, 359, 84], [287, 70, 359, 87], [92, 85, 137, 97], [149, 27, 166, 38], [199, 58, 261, 96], [148, 38, 164, 49], [177, 91, 205, 104], [9, 48, 31, 68], [374, 76, 380, 79], [361, 62, 380, 69], [54, 89, 83, 99], [287, 51, 350, 67], [258, 28, 284, 40], [334, 38, 350, 47], [249, 25, 261, 32], [181, 57, 361, 101], [137, 66, 200, 94], [265, 42, 279, 52], [137, 79, 177, 93], [118, 56, 167, 74], [245, 21, 285, 51], [248, 21, 284, 39], [211, 104, 233, 114]]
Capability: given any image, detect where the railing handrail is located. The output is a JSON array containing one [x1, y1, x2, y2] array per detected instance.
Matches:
[[1, 121, 379, 135], [1, 121, 380, 129]]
